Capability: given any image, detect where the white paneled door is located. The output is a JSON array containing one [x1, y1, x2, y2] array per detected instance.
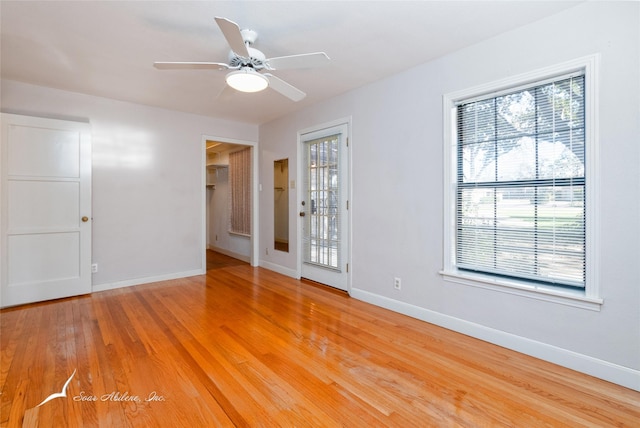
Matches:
[[300, 123, 349, 291], [1, 114, 92, 307]]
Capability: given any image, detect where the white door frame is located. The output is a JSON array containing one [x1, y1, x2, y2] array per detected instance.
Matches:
[[201, 134, 259, 268], [296, 117, 352, 292]]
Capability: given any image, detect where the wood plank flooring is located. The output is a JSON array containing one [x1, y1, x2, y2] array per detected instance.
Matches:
[[1, 251, 639, 427]]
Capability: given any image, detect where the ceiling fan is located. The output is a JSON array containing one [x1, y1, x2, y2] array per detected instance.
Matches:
[[154, 17, 330, 102]]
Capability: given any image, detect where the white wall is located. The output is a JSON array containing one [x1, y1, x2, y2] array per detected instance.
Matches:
[[1, 80, 258, 289], [259, 1, 640, 390]]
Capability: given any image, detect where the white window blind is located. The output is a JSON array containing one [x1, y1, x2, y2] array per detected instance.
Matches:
[[456, 73, 586, 289], [229, 147, 251, 235]]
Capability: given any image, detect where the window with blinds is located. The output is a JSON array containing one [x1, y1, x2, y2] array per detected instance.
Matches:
[[229, 147, 251, 236], [455, 73, 586, 289]]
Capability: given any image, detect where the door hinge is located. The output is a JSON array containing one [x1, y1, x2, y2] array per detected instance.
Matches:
[[346, 263, 349, 273], [346, 200, 349, 210], [346, 137, 349, 147]]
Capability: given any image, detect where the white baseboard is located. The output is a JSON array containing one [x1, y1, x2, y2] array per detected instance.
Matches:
[[350, 287, 640, 392], [208, 245, 251, 263], [92, 269, 205, 293], [260, 260, 298, 279]]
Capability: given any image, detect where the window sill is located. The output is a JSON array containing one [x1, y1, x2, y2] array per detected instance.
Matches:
[[439, 270, 603, 311]]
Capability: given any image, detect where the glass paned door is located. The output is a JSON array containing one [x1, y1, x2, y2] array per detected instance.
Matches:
[[304, 134, 340, 269], [300, 124, 348, 290]]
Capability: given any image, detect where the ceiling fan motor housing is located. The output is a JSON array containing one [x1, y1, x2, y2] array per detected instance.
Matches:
[[228, 46, 265, 69]]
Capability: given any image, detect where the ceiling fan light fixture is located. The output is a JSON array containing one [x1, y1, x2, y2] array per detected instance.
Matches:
[[225, 68, 268, 93]]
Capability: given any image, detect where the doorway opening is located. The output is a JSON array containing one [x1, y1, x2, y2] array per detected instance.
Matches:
[[201, 135, 259, 271]]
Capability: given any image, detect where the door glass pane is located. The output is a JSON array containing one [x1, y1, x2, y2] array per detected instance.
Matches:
[[303, 134, 341, 271]]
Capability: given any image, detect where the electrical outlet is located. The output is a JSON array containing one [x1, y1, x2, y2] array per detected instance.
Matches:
[[91, 263, 98, 274], [394, 277, 401, 290]]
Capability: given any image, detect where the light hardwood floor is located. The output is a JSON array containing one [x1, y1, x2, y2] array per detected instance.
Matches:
[[1, 251, 639, 427]]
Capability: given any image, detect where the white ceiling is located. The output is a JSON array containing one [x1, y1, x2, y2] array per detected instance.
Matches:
[[1, 1, 581, 125]]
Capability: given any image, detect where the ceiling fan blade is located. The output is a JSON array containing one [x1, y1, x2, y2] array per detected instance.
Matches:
[[265, 52, 330, 70], [264, 73, 306, 102], [214, 17, 250, 57], [154, 62, 229, 70]]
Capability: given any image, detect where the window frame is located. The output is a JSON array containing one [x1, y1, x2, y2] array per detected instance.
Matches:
[[441, 55, 602, 311]]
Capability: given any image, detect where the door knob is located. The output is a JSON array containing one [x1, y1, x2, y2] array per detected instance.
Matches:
[[81, 216, 89, 222], [299, 212, 305, 217]]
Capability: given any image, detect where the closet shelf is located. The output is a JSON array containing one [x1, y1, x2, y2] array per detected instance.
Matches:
[[207, 163, 228, 169]]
